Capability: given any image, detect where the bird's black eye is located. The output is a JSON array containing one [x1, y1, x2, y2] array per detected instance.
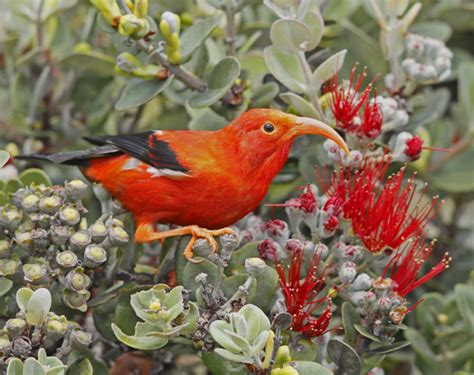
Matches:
[[263, 123, 275, 133]]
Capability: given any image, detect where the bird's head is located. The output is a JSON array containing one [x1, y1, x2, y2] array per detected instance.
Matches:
[[227, 109, 349, 169]]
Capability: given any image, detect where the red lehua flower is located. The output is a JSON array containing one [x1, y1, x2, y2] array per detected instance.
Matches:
[[381, 237, 451, 298], [405, 135, 424, 160], [267, 185, 318, 213], [275, 249, 332, 337], [330, 156, 442, 253], [323, 215, 339, 232], [325, 65, 373, 131], [360, 99, 383, 139]]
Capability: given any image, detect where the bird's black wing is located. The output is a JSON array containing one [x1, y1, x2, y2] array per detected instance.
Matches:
[[83, 132, 188, 173]]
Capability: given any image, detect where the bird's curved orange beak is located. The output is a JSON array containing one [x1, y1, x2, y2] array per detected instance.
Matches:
[[290, 116, 350, 155]]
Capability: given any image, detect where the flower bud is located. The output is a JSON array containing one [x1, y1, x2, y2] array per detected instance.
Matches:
[[349, 291, 366, 305], [0, 240, 11, 258], [23, 263, 49, 284], [1, 205, 23, 230], [56, 251, 79, 269], [11, 188, 29, 207], [0, 259, 21, 277], [389, 305, 407, 324], [28, 213, 52, 229], [51, 225, 70, 246], [70, 231, 91, 251], [59, 205, 80, 226], [83, 245, 107, 268], [63, 289, 90, 311], [39, 195, 62, 215], [5, 318, 27, 338], [220, 231, 240, 251], [88, 221, 108, 243], [45, 314, 68, 341], [245, 257, 266, 277], [0, 334, 10, 351], [160, 12, 181, 64], [31, 228, 50, 250], [109, 225, 129, 246], [274, 345, 292, 368], [15, 231, 33, 250], [265, 219, 289, 245], [116, 53, 165, 79], [314, 243, 329, 259], [70, 329, 93, 348], [258, 239, 281, 260], [118, 14, 149, 39], [377, 297, 392, 312], [133, 0, 148, 18], [90, 0, 122, 25], [339, 262, 357, 283], [349, 273, 372, 291], [65, 268, 91, 291], [11, 336, 31, 357], [65, 180, 88, 200], [21, 194, 40, 213], [373, 277, 392, 290]]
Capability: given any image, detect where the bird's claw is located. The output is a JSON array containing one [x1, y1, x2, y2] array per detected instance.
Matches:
[[183, 226, 236, 263]]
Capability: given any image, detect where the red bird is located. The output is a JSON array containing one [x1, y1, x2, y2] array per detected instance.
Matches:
[[21, 109, 349, 261]]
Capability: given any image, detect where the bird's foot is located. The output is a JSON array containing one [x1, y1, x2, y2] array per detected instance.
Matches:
[[182, 226, 236, 263], [134, 223, 236, 263]]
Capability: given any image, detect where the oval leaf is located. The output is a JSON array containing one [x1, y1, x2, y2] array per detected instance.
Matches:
[[280, 92, 320, 119], [328, 338, 361, 375], [181, 17, 221, 61], [270, 19, 313, 52], [264, 46, 307, 94], [311, 49, 347, 89], [19, 168, 52, 186], [188, 57, 240, 108], [111, 323, 168, 350], [16, 287, 34, 313], [26, 288, 52, 326], [303, 11, 324, 50], [115, 76, 174, 111], [293, 361, 332, 375]]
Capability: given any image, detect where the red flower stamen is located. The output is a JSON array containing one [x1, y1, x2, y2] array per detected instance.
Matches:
[[360, 99, 383, 139], [382, 237, 451, 297], [405, 136, 424, 160], [275, 249, 332, 337], [325, 65, 373, 131], [330, 156, 442, 253]]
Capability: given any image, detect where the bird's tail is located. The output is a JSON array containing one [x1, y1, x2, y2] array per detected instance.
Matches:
[[17, 146, 120, 166]]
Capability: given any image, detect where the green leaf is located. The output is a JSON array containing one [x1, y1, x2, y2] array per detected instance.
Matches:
[[181, 17, 221, 61], [415, 292, 444, 337], [310, 49, 347, 89], [327, 338, 361, 375], [60, 51, 115, 77], [67, 358, 93, 375], [270, 19, 313, 52], [252, 266, 279, 310], [342, 302, 360, 347], [410, 21, 452, 41], [4, 179, 23, 195], [250, 82, 280, 108], [201, 351, 247, 375], [222, 274, 257, 301], [187, 107, 228, 130], [280, 92, 320, 119], [228, 242, 260, 270], [404, 328, 437, 363], [19, 168, 52, 186], [431, 146, 474, 193], [293, 361, 332, 375], [0, 151, 9, 168], [0, 191, 7, 206], [188, 57, 241, 108], [182, 259, 218, 298], [0, 277, 13, 297], [23, 358, 46, 375], [111, 323, 168, 350], [367, 341, 411, 355], [115, 76, 174, 111], [302, 11, 324, 50], [458, 61, 474, 127], [408, 88, 450, 128], [455, 284, 474, 333], [354, 324, 381, 343], [16, 287, 34, 312], [6, 358, 23, 375], [26, 288, 52, 326], [264, 46, 307, 94]]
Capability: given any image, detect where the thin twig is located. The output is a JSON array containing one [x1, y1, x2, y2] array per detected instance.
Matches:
[[224, 0, 237, 56], [36, 0, 45, 50]]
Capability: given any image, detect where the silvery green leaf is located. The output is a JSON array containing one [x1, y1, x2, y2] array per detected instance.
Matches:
[[0, 277, 13, 297], [187, 107, 228, 130], [162, 286, 184, 322], [293, 361, 333, 375], [181, 17, 221, 61], [240, 304, 271, 334], [210, 321, 242, 353], [233, 313, 249, 338], [224, 329, 252, 353], [250, 330, 269, 354], [270, 19, 313, 52], [455, 284, 474, 333], [26, 288, 52, 325], [115, 76, 174, 111], [23, 358, 46, 375], [6, 358, 23, 375], [327, 338, 361, 375], [0, 151, 9, 168], [16, 287, 33, 312], [264, 46, 307, 94], [404, 329, 437, 362], [310, 49, 347, 89], [410, 21, 452, 42], [458, 61, 474, 126], [280, 92, 320, 120], [250, 82, 280, 108], [214, 348, 253, 364], [180, 302, 199, 335], [111, 323, 168, 350], [188, 57, 240, 108], [302, 11, 324, 51]]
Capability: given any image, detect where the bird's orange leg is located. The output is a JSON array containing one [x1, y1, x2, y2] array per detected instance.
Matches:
[[134, 223, 236, 263]]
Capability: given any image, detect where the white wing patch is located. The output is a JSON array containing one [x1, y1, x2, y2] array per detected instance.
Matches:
[[146, 166, 190, 179]]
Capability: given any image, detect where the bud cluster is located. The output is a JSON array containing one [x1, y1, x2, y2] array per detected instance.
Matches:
[[0, 180, 130, 311]]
